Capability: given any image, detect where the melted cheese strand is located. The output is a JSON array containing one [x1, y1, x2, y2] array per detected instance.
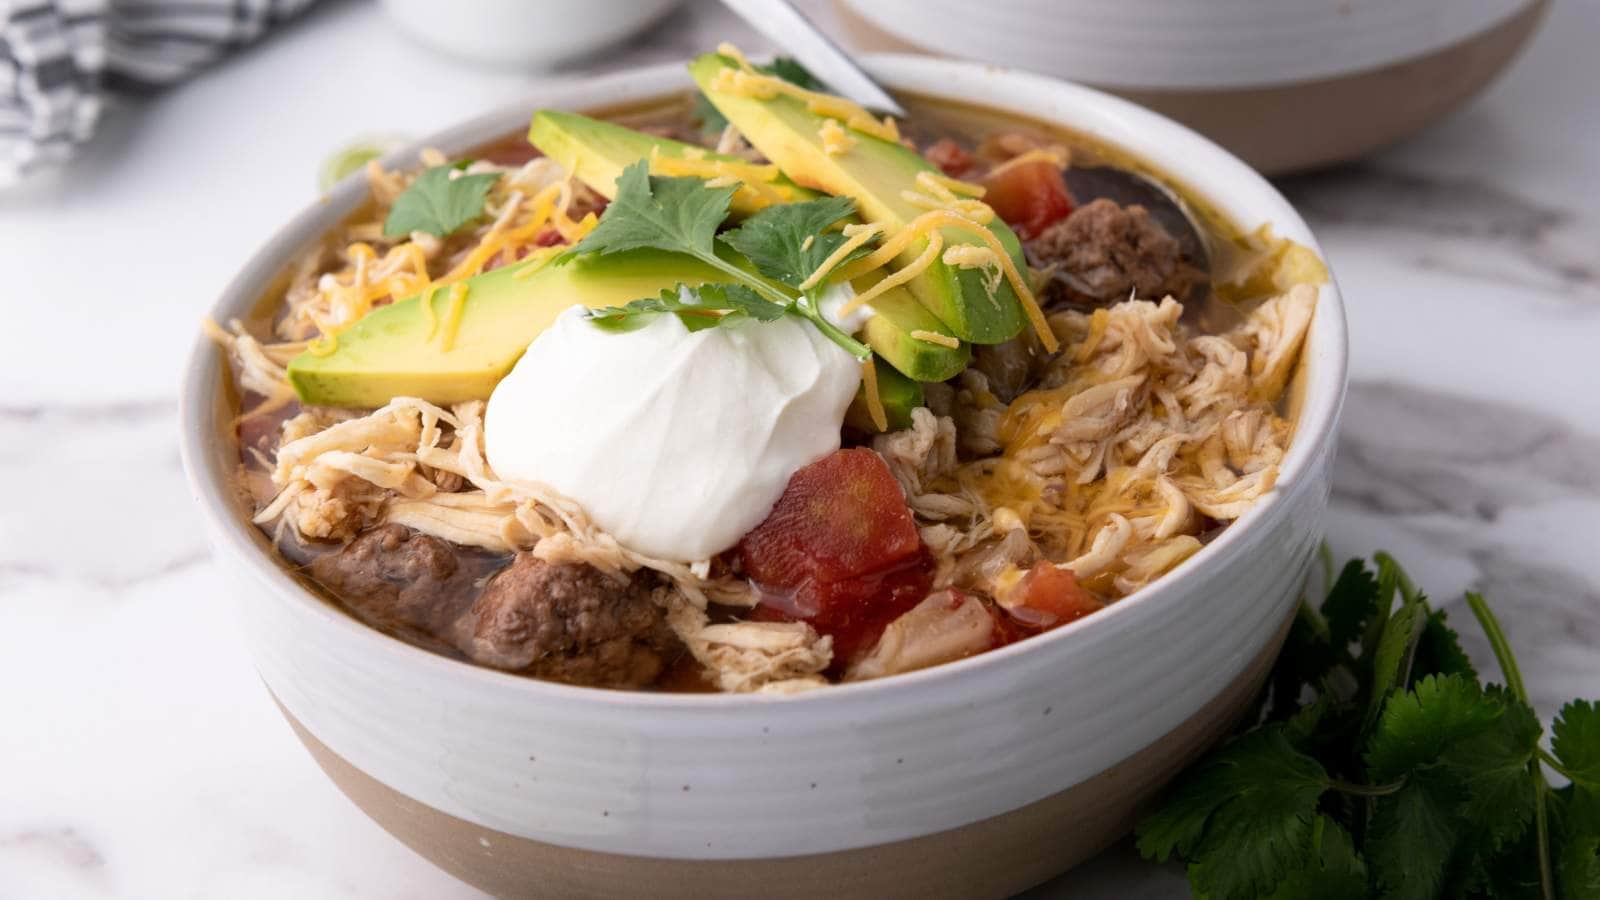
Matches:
[[860, 358, 888, 433], [819, 118, 856, 156], [836, 231, 943, 318], [713, 43, 900, 144], [986, 147, 1069, 177], [437, 282, 469, 352], [910, 329, 961, 349], [797, 222, 884, 292], [420, 284, 441, 341], [923, 170, 986, 198], [833, 209, 1058, 353]]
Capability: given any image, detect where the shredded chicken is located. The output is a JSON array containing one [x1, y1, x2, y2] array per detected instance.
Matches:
[[937, 285, 1314, 598], [667, 600, 832, 694], [846, 591, 994, 681], [200, 319, 303, 419]]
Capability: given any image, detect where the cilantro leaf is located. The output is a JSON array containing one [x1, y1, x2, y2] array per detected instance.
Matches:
[[1412, 606, 1478, 684], [1366, 593, 1426, 727], [589, 283, 787, 334], [1444, 685, 1541, 850], [1138, 553, 1596, 900], [1269, 604, 1338, 723], [1261, 816, 1368, 900], [1136, 727, 1328, 898], [1321, 558, 1379, 651], [1555, 785, 1600, 900], [1366, 673, 1500, 781], [557, 161, 871, 360], [718, 195, 867, 293], [1368, 767, 1466, 900], [383, 163, 499, 238], [560, 162, 735, 262], [1554, 700, 1600, 789]]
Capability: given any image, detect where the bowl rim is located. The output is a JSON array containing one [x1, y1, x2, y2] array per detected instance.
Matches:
[[179, 53, 1349, 711]]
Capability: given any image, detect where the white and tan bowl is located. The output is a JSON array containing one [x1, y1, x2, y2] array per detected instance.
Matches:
[[179, 56, 1349, 899], [838, 0, 1549, 175]]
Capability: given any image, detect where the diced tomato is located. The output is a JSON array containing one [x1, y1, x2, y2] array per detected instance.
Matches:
[[1007, 562, 1102, 629], [752, 549, 933, 665], [741, 448, 921, 586], [739, 449, 931, 666], [980, 158, 1074, 240], [533, 228, 566, 247], [923, 138, 976, 178]]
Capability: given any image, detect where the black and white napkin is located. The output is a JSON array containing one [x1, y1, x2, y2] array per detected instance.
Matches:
[[1, 0, 315, 185]]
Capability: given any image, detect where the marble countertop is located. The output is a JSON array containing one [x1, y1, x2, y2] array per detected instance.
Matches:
[[2, 1, 1595, 896]]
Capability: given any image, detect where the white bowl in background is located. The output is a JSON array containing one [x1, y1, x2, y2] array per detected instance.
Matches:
[[179, 56, 1348, 898], [838, 0, 1548, 174], [380, 0, 682, 69]]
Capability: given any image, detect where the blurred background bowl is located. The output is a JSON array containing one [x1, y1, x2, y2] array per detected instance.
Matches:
[[381, 0, 682, 69], [836, 0, 1549, 174]]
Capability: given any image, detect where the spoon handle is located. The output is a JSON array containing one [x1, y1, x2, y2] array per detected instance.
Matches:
[[718, 0, 907, 118]]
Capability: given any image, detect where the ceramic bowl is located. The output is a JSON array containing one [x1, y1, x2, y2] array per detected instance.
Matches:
[[179, 56, 1349, 899], [838, 0, 1549, 174], [380, 0, 682, 69]]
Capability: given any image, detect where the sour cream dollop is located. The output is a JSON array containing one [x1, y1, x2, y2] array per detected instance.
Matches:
[[485, 303, 861, 561]]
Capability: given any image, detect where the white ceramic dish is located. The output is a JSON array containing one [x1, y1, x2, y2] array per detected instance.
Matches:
[[837, 0, 1548, 174], [380, 0, 681, 69], [179, 55, 1349, 898]]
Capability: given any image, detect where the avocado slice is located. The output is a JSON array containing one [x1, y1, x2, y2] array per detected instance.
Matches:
[[689, 52, 1029, 346], [529, 109, 816, 217], [854, 270, 970, 382], [846, 356, 924, 433], [531, 110, 967, 383], [286, 250, 729, 408]]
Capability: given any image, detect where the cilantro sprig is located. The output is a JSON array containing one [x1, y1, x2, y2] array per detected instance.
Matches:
[[558, 161, 871, 358], [1136, 553, 1600, 899], [383, 161, 499, 238], [589, 284, 785, 333]]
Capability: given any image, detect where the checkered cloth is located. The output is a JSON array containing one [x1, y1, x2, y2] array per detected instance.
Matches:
[[1, 0, 315, 185]]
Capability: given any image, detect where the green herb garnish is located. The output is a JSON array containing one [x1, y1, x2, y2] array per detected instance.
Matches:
[[1136, 553, 1600, 899], [589, 283, 786, 333], [383, 162, 499, 239], [559, 161, 871, 359], [720, 194, 870, 290]]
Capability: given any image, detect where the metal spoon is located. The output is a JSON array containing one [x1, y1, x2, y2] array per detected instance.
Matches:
[[1062, 165, 1213, 288], [715, 1, 1213, 307], [717, 0, 906, 117]]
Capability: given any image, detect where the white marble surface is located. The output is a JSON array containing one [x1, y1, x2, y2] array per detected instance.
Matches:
[[2, 1, 1597, 897]]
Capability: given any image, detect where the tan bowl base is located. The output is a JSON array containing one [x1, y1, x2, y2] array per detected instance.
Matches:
[[274, 610, 1289, 900], [837, 0, 1548, 175]]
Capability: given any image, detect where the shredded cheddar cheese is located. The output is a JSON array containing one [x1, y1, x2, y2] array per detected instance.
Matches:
[[713, 43, 900, 144], [420, 284, 441, 341], [985, 147, 1069, 177], [924, 170, 986, 198], [819, 118, 856, 156], [832, 209, 1058, 354], [437, 282, 469, 352], [943, 244, 1004, 294], [837, 230, 943, 317], [798, 222, 884, 291], [646, 146, 799, 212], [860, 359, 888, 432], [909, 329, 960, 349]]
